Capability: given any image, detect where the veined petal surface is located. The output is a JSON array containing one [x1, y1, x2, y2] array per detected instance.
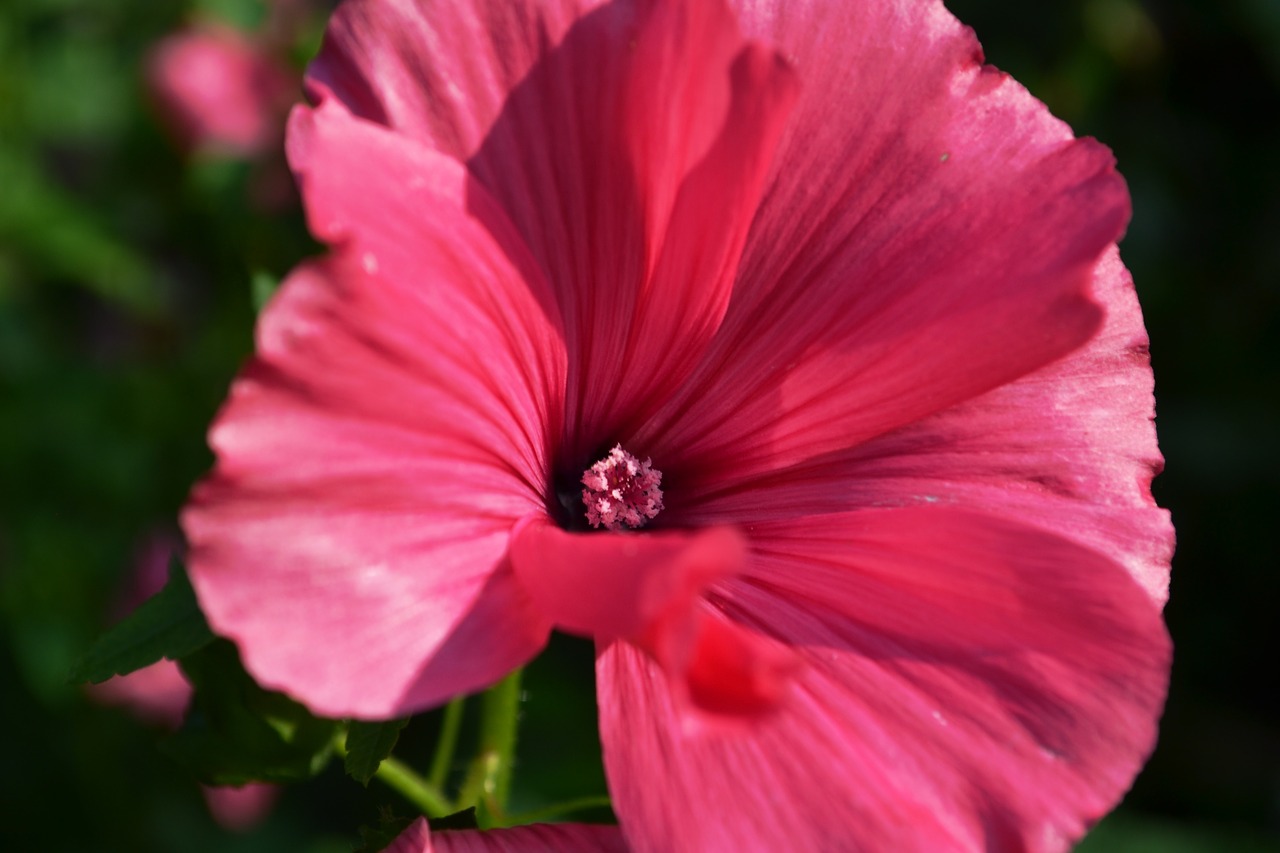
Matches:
[[309, 0, 799, 456], [682, 247, 1172, 602], [599, 508, 1170, 852], [639, 0, 1127, 487], [183, 101, 565, 718]]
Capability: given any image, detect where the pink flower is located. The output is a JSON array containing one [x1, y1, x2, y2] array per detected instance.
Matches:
[[386, 818, 627, 852], [198, 782, 279, 833], [183, 0, 1173, 849], [146, 23, 296, 157], [87, 532, 279, 832], [87, 533, 193, 728], [88, 656, 193, 730]]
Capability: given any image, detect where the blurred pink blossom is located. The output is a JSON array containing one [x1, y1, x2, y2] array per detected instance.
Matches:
[[146, 23, 296, 157], [86, 531, 279, 832]]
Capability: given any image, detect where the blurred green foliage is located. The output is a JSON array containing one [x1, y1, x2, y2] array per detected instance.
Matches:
[[1, 0, 1276, 849], [67, 559, 213, 685], [949, 2, 1280, 848]]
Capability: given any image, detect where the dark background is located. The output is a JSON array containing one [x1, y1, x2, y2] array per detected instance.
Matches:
[[1, 0, 1276, 849]]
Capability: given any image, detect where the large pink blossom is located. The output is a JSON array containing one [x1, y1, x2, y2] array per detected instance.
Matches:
[[183, 0, 1173, 848]]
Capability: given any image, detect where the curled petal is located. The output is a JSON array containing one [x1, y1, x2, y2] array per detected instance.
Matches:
[[510, 519, 794, 723]]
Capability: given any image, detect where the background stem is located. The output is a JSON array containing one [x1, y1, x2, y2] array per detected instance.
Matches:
[[458, 668, 524, 826], [428, 696, 465, 791]]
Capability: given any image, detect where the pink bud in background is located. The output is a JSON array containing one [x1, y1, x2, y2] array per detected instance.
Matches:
[[86, 657, 192, 730], [199, 782, 280, 833], [146, 24, 296, 157], [86, 532, 191, 728]]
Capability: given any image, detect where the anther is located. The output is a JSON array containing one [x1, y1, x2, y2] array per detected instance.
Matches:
[[581, 445, 664, 531]]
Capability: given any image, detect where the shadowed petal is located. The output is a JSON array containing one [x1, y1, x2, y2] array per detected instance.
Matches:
[[309, 0, 799, 454], [184, 102, 565, 719], [639, 0, 1126, 487], [598, 508, 1170, 852]]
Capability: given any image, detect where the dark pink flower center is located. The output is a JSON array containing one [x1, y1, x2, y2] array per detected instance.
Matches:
[[581, 445, 664, 531]]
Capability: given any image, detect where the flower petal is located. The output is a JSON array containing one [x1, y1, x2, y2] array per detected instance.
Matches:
[[510, 520, 794, 721], [147, 24, 295, 156], [200, 782, 279, 833], [387, 817, 629, 852], [598, 507, 1170, 852], [308, 0, 799, 453], [183, 101, 565, 719], [684, 247, 1172, 603], [639, 0, 1126, 484], [306, 0, 597, 150], [510, 520, 742, 641], [86, 660, 192, 730]]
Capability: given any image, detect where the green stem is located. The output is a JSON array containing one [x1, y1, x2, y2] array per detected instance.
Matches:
[[375, 755, 455, 818], [458, 668, 524, 825], [482, 668, 523, 811], [429, 695, 466, 790], [505, 795, 614, 825], [332, 735, 454, 817]]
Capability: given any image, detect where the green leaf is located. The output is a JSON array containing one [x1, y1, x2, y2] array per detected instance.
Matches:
[[68, 560, 214, 684], [163, 640, 338, 785], [194, 0, 267, 30], [345, 718, 411, 786], [250, 269, 281, 313]]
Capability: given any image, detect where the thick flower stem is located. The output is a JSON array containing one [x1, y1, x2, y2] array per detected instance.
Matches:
[[331, 735, 454, 817], [375, 755, 456, 818], [457, 668, 523, 826]]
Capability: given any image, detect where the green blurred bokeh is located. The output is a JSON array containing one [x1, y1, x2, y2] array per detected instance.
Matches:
[[1, 0, 1276, 849]]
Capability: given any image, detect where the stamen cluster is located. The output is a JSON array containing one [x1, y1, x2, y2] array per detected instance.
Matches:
[[581, 445, 664, 531]]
